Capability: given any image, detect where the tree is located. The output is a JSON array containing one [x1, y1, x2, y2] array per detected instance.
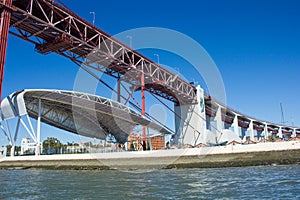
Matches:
[[15, 146, 21, 155], [42, 137, 62, 154], [6, 145, 11, 156], [268, 135, 276, 142], [5, 145, 21, 156]]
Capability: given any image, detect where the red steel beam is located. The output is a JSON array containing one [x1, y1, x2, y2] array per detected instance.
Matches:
[[0, 0, 13, 102], [141, 73, 146, 149]]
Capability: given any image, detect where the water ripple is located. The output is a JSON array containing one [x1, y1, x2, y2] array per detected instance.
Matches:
[[0, 165, 300, 199]]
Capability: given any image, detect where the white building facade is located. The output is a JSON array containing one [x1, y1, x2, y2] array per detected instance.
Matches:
[[21, 138, 37, 155]]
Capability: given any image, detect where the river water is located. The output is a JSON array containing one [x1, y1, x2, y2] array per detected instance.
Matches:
[[1, 165, 300, 199]]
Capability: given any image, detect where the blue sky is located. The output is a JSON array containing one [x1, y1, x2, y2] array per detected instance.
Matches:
[[1, 0, 300, 145]]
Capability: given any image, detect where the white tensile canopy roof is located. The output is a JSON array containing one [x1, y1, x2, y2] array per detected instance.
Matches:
[[0, 89, 171, 144]]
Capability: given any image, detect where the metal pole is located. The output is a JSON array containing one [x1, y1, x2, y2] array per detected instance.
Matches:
[[89, 11, 95, 25], [154, 54, 160, 65], [36, 99, 41, 155], [141, 73, 146, 150], [126, 36, 132, 48], [117, 76, 121, 103], [0, 0, 13, 102]]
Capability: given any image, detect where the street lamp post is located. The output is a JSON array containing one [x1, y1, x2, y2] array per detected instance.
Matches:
[[154, 54, 160, 65], [175, 67, 180, 75], [90, 12, 96, 25], [126, 35, 132, 48]]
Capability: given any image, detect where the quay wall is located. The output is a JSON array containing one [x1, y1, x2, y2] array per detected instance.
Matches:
[[1, 141, 300, 170]]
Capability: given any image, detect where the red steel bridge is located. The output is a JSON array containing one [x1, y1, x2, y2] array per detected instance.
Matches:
[[0, 0, 196, 104], [1, 0, 299, 146]]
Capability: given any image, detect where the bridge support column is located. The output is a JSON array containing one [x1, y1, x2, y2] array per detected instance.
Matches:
[[214, 104, 223, 140], [117, 77, 121, 103], [292, 128, 296, 139], [174, 85, 206, 146], [248, 120, 254, 142], [278, 127, 283, 139], [233, 115, 239, 140], [0, 0, 13, 101], [264, 123, 269, 140], [141, 73, 146, 150]]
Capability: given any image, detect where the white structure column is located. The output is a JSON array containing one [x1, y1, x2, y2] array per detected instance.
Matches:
[[248, 120, 254, 142], [174, 85, 206, 146], [292, 128, 297, 138], [214, 104, 223, 140], [264, 123, 269, 140], [233, 115, 239, 139], [278, 127, 283, 139], [36, 99, 42, 156]]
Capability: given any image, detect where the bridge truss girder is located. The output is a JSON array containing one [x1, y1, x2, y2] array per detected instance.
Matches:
[[6, 0, 197, 105]]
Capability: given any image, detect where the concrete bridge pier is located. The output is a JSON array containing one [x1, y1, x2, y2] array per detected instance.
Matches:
[[233, 115, 240, 140], [214, 104, 223, 141], [174, 85, 206, 146], [248, 120, 255, 142], [292, 129, 297, 138], [278, 127, 283, 139], [263, 123, 269, 140]]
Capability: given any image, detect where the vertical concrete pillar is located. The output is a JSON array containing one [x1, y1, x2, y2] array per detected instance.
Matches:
[[198, 86, 207, 137], [174, 85, 206, 146], [248, 120, 254, 142], [264, 123, 268, 140], [292, 128, 296, 138], [233, 115, 239, 139], [10, 145, 15, 157], [278, 127, 283, 139], [214, 105, 223, 139]]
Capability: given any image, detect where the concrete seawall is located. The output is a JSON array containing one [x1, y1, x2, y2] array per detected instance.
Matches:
[[1, 141, 300, 170]]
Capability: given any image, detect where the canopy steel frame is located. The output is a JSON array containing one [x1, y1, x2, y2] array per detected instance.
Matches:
[[0, 89, 172, 156]]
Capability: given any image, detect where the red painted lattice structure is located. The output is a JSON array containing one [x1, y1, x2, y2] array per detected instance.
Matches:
[[1, 0, 197, 106], [0, 0, 14, 102]]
